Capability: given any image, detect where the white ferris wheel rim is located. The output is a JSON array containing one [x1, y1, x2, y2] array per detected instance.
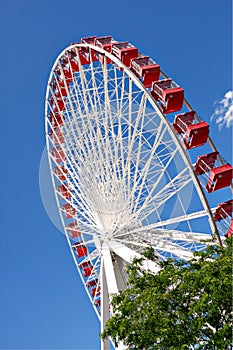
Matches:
[[44, 40, 228, 348], [45, 41, 218, 230]]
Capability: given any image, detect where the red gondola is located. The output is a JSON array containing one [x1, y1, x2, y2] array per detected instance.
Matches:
[[194, 152, 219, 175], [112, 42, 138, 67], [52, 79, 67, 98], [58, 184, 71, 198], [95, 36, 116, 52], [206, 164, 233, 193], [62, 203, 76, 219], [94, 36, 118, 64], [54, 165, 68, 181], [61, 64, 73, 84], [80, 261, 90, 269], [92, 286, 101, 297], [83, 266, 93, 277], [213, 200, 233, 221], [80, 261, 93, 276], [49, 112, 64, 127], [173, 111, 209, 149], [151, 78, 184, 114], [50, 128, 65, 144], [50, 96, 65, 113], [225, 219, 233, 238], [67, 222, 81, 238], [62, 54, 79, 73], [95, 299, 101, 306], [87, 279, 97, 288], [131, 56, 160, 88], [51, 147, 66, 163], [80, 37, 98, 63], [75, 245, 88, 258], [55, 65, 73, 85], [194, 152, 233, 192]]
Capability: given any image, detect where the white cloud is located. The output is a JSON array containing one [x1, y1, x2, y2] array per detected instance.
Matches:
[[211, 91, 233, 130]]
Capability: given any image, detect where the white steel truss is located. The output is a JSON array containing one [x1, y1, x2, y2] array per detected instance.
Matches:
[[45, 42, 228, 349]]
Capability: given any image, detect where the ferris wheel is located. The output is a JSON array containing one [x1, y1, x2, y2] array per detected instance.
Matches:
[[45, 36, 233, 349]]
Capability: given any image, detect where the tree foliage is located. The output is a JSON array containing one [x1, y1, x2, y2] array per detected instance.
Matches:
[[101, 238, 233, 349]]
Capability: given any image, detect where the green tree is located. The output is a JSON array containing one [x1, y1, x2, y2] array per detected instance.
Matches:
[[101, 237, 233, 349]]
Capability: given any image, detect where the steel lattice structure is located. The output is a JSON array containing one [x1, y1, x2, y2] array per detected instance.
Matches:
[[45, 36, 233, 349]]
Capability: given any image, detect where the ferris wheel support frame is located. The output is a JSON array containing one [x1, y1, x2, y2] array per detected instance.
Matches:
[[100, 257, 111, 350], [45, 42, 221, 249], [44, 38, 232, 349]]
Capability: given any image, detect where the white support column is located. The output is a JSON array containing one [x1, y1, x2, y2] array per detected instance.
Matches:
[[101, 245, 127, 350], [101, 245, 120, 350], [114, 255, 127, 292], [102, 245, 119, 295], [100, 257, 110, 350]]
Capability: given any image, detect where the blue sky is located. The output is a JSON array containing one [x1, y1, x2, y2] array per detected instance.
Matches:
[[0, 0, 232, 349]]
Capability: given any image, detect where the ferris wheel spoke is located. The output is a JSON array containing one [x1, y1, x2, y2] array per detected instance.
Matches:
[[89, 63, 104, 116], [108, 71, 127, 181], [83, 250, 101, 267], [103, 65, 128, 198], [65, 222, 100, 239], [64, 56, 88, 112], [105, 69, 122, 105], [69, 75, 87, 115], [121, 86, 143, 116], [129, 113, 145, 197], [102, 61, 119, 175], [153, 242, 194, 260], [115, 209, 209, 239], [127, 76, 133, 155], [50, 72, 89, 159], [79, 67, 97, 113], [73, 62, 93, 116], [80, 253, 101, 280], [135, 167, 192, 223], [108, 240, 160, 274], [113, 65, 121, 117], [132, 233, 197, 259], [119, 71, 128, 118], [114, 238, 150, 248], [126, 78, 133, 197], [49, 125, 114, 229], [79, 239, 96, 247], [123, 231, 195, 259], [117, 72, 134, 177], [57, 62, 84, 117], [58, 193, 98, 227], [140, 229, 211, 244], [70, 182, 100, 220], [138, 230, 207, 246], [52, 163, 101, 226], [115, 238, 166, 261], [130, 123, 170, 212], [60, 163, 98, 216], [138, 137, 175, 187], [114, 162, 189, 231], [123, 94, 147, 190], [68, 104, 109, 193], [85, 248, 100, 263]]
